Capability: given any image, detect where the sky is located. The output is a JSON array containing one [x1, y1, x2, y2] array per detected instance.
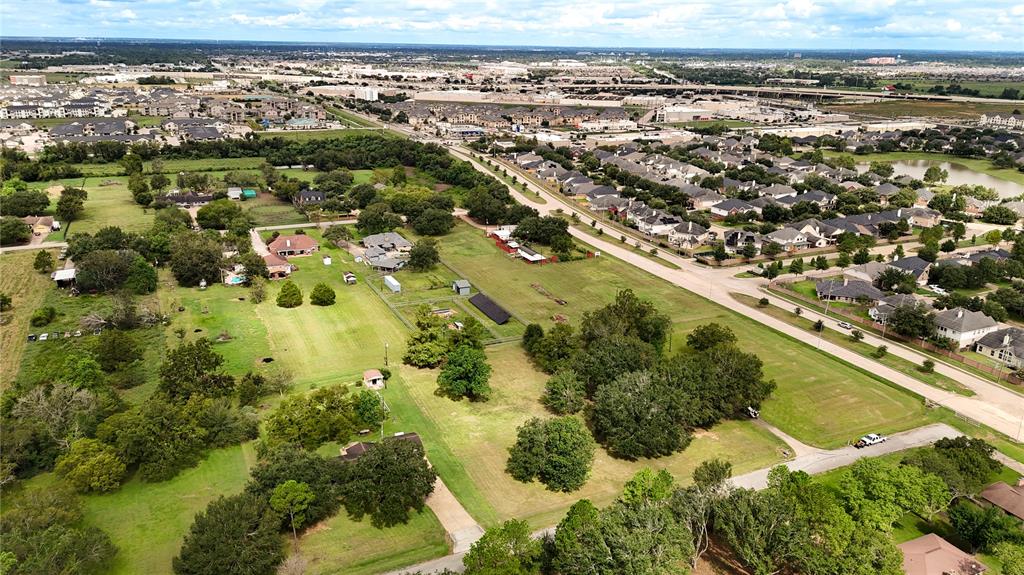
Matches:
[[1, 0, 1023, 51]]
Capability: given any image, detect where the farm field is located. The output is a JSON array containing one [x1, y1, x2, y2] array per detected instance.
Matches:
[[825, 99, 1023, 120], [0, 250, 54, 389]]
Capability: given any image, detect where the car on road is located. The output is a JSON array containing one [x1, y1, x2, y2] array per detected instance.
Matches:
[[854, 433, 887, 448], [837, 321, 853, 330]]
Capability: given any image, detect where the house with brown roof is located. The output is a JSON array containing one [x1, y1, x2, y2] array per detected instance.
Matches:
[[898, 533, 986, 575], [980, 480, 1024, 521], [267, 234, 319, 257], [262, 253, 294, 279], [22, 215, 58, 236]]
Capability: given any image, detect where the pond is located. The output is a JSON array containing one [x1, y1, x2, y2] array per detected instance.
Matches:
[[856, 159, 1024, 199]]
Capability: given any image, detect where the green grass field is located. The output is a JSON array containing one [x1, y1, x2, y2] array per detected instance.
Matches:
[[826, 99, 1023, 120], [27, 176, 156, 239], [0, 250, 54, 389]]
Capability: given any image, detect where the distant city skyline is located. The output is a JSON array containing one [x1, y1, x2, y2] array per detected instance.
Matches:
[[2, 0, 1023, 51]]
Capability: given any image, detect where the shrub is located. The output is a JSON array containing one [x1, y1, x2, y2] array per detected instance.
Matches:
[[309, 282, 336, 306], [872, 345, 888, 358], [919, 359, 935, 373], [758, 297, 770, 307], [55, 438, 127, 493], [29, 306, 56, 327], [276, 281, 303, 308]]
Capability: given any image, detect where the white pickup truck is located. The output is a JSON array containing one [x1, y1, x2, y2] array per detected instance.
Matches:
[[854, 433, 888, 448]]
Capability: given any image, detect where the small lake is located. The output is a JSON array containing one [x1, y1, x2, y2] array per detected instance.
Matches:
[[856, 159, 1024, 199]]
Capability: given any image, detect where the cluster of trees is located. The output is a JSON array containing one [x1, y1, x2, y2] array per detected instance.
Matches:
[[462, 453, 953, 575], [264, 384, 384, 450], [523, 292, 774, 463], [174, 439, 437, 574], [404, 305, 488, 368], [512, 216, 574, 257]]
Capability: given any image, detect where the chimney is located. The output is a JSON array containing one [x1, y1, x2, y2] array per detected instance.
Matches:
[[286, 239, 291, 248], [897, 208, 902, 218], [843, 278, 849, 286], [1004, 333, 1012, 346], [957, 309, 964, 319]]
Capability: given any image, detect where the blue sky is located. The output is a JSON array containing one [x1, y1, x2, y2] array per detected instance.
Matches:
[[2, 0, 1023, 51]]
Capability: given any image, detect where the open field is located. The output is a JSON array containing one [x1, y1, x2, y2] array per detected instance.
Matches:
[[825, 99, 1023, 120], [27, 175, 155, 239], [301, 507, 448, 575], [243, 195, 307, 226], [0, 250, 54, 389], [260, 128, 372, 142], [397, 343, 789, 529], [664, 119, 754, 129], [822, 150, 1024, 186]]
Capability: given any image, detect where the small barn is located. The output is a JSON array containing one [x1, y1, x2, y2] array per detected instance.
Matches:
[[51, 268, 77, 288], [383, 275, 401, 293], [469, 293, 511, 325], [453, 279, 471, 296], [363, 369, 385, 390]]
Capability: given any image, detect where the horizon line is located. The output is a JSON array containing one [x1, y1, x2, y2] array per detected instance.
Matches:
[[3, 36, 1024, 55]]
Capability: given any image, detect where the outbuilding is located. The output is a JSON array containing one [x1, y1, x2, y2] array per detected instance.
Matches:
[[453, 279, 471, 296], [363, 369, 385, 390], [383, 275, 401, 293]]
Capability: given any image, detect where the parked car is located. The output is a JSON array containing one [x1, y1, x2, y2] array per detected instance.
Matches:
[[745, 406, 760, 419], [854, 433, 887, 448], [27, 334, 37, 342], [927, 285, 948, 296], [837, 321, 853, 330], [38, 333, 48, 341], [73, 330, 82, 337]]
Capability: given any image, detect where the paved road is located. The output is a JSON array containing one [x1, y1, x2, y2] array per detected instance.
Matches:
[[388, 423, 963, 575], [0, 241, 67, 254], [252, 219, 355, 231], [424, 476, 484, 554], [731, 423, 962, 489], [450, 147, 1024, 442]]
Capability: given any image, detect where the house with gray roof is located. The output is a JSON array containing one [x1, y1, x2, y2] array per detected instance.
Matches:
[[934, 307, 999, 349], [815, 279, 884, 304], [869, 293, 922, 322], [975, 327, 1024, 368], [667, 221, 709, 249]]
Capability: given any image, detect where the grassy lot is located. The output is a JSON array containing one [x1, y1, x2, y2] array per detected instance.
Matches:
[[324, 107, 381, 129], [260, 129, 370, 142], [27, 175, 155, 239], [437, 222, 933, 450], [243, 195, 307, 227], [664, 120, 754, 129], [733, 293, 975, 397], [301, 508, 448, 575], [396, 343, 789, 529], [568, 221, 681, 269], [823, 150, 1024, 186], [825, 99, 1024, 120], [0, 251, 54, 389]]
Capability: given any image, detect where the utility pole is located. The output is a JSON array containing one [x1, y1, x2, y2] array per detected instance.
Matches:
[[384, 342, 389, 367]]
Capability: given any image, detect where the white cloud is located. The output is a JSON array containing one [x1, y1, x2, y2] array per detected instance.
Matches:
[[945, 18, 962, 31], [118, 8, 137, 18]]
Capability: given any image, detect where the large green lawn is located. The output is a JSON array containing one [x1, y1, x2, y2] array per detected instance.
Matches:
[[30, 176, 155, 238], [0, 251, 54, 389]]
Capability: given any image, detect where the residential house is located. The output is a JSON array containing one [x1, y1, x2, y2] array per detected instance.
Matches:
[[869, 294, 921, 322], [724, 230, 763, 254], [711, 199, 759, 218], [815, 279, 884, 304], [888, 256, 932, 286], [268, 234, 319, 257], [980, 481, 1024, 521], [934, 307, 999, 349], [263, 253, 294, 279], [765, 228, 809, 252], [844, 261, 890, 284], [898, 533, 986, 575], [974, 328, 1024, 368], [294, 189, 325, 207], [22, 215, 58, 236], [667, 221, 709, 249]]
